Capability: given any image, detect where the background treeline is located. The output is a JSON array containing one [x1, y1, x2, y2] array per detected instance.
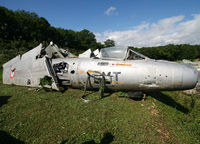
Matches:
[[0, 6, 103, 65], [0, 6, 200, 67], [131, 44, 200, 61]]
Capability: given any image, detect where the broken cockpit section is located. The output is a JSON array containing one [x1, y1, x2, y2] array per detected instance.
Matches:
[[36, 42, 75, 59], [78, 46, 149, 60]]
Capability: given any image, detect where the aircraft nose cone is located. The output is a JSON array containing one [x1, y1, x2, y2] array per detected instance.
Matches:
[[181, 64, 198, 89]]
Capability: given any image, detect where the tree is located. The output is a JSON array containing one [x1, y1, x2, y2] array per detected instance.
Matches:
[[104, 39, 115, 47]]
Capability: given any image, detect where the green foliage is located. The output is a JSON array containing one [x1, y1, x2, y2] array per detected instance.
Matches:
[[39, 76, 52, 87], [132, 44, 200, 61], [0, 6, 104, 65], [104, 39, 115, 47]]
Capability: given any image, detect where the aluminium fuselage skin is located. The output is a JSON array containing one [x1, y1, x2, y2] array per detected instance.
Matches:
[[52, 57, 198, 91]]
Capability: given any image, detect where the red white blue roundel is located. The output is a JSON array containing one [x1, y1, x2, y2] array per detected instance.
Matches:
[[10, 68, 16, 79]]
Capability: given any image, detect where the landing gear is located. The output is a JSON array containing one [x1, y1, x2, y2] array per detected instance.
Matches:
[[143, 93, 146, 102], [81, 71, 106, 103]]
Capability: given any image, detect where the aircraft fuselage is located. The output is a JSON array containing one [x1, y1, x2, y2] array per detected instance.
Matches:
[[52, 58, 198, 91]]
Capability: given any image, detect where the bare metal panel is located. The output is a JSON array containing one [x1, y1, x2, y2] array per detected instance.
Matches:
[[3, 44, 58, 90], [3, 44, 43, 85]]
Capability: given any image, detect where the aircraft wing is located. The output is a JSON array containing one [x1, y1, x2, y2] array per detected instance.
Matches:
[[3, 43, 60, 90]]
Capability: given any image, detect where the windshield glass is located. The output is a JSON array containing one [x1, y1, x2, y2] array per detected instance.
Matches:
[[100, 46, 128, 59]]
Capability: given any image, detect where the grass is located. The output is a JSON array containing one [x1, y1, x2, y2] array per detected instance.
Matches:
[[0, 69, 200, 144]]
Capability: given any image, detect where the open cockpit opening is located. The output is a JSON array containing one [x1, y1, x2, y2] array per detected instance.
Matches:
[[126, 49, 147, 60]]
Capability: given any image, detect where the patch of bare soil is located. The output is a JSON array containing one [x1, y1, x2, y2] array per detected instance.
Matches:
[[147, 102, 172, 144]]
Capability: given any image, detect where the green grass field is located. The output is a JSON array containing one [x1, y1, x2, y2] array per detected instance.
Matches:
[[0, 69, 200, 144]]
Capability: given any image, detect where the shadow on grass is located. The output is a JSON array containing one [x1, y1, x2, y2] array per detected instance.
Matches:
[[147, 92, 189, 114], [119, 95, 143, 101], [99, 132, 114, 144], [61, 132, 114, 144], [83, 90, 112, 99], [0, 130, 25, 144], [82, 132, 114, 144], [0, 96, 11, 108]]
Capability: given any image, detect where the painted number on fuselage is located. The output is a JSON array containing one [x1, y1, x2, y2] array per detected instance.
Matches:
[[92, 71, 121, 85]]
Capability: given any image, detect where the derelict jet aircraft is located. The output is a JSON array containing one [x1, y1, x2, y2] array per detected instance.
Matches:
[[2, 42, 198, 99]]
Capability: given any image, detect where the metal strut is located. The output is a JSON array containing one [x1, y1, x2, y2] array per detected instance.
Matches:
[[81, 71, 106, 103]]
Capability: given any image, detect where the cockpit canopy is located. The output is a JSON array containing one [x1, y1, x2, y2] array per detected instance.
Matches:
[[100, 46, 148, 60]]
